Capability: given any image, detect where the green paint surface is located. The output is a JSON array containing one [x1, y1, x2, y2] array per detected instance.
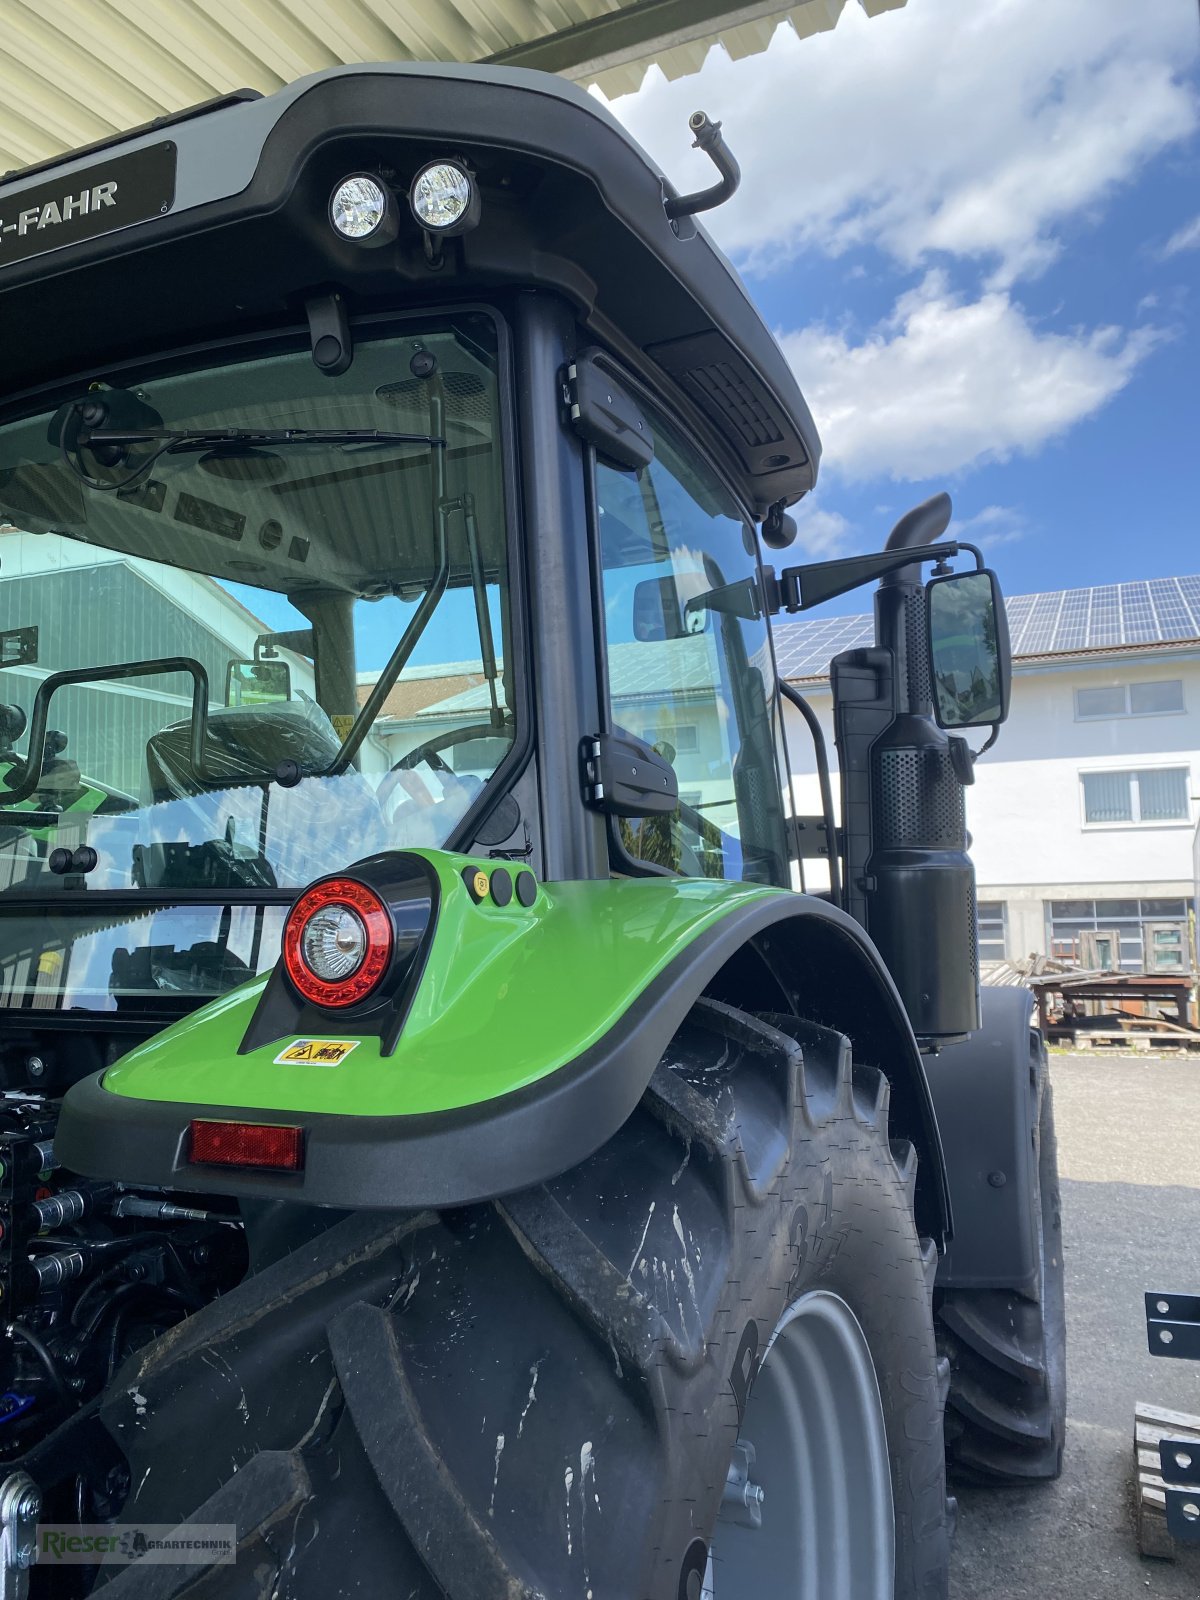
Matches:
[[103, 848, 782, 1117], [0, 762, 113, 843]]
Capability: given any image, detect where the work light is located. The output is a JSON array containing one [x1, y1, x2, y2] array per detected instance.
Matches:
[[329, 174, 398, 246], [408, 160, 480, 235]]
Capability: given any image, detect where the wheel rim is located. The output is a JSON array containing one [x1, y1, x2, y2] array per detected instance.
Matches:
[[705, 1290, 894, 1600]]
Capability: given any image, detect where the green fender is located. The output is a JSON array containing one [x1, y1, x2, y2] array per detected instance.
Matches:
[[56, 848, 949, 1234]]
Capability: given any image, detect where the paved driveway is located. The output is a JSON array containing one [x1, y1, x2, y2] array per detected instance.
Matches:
[[951, 1053, 1200, 1598]]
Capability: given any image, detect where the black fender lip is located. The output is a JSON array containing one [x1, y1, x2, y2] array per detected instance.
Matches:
[[56, 894, 948, 1224], [923, 984, 1041, 1293]]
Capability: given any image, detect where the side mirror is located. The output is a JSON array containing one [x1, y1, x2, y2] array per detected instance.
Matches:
[[926, 568, 1010, 729], [632, 575, 708, 642], [226, 659, 292, 707]]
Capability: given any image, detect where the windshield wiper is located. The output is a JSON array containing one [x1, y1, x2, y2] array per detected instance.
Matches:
[[64, 427, 446, 492], [82, 427, 446, 451]]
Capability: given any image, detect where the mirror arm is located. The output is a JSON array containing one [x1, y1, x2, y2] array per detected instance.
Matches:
[[687, 577, 762, 624], [766, 540, 962, 615], [255, 628, 314, 660]]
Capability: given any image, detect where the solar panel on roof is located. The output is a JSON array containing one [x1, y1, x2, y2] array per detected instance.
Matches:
[[773, 574, 1200, 681]]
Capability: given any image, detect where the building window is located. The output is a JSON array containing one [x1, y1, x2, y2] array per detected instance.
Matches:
[[1075, 685, 1125, 719], [1074, 679, 1184, 719], [1046, 898, 1189, 970], [1081, 767, 1190, 826], [642, 723, 698, 755], [977, 900, 1007, 962], [1130, 680, 1185, 715]]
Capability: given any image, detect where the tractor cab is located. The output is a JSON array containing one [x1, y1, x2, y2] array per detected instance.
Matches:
[[0, 64, 1057, 1600]]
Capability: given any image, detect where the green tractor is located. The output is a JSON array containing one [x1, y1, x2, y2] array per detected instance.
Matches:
[[0, 62, 1063, 1600]]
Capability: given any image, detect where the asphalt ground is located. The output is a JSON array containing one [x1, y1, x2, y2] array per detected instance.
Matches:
[[950, 1053, 1200, 1599]]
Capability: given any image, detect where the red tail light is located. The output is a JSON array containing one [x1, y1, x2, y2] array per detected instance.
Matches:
[[283, 876, 393, 1009], [189, 1120, 304, 1171]]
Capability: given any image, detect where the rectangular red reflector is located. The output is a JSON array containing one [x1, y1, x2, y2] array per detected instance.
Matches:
[[188, 1119, 304, 1172]]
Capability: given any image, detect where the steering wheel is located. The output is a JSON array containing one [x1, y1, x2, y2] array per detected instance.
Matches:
[[377, 721, 511, 822]]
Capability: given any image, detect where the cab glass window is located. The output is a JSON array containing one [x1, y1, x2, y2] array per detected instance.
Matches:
[[0, 313, 514, 1009], [595, 405, 789, 885]]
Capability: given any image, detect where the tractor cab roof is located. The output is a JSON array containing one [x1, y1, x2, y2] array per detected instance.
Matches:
[[0, 61, 819, 514]]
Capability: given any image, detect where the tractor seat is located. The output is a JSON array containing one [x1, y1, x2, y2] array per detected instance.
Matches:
[[146, 702, 342, 802]]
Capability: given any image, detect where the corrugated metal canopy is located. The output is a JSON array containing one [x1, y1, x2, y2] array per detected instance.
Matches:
[[0, 0, 905, 174]]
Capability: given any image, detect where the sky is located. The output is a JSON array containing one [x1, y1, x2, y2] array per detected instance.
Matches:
[[599, 0, 1200, 611]]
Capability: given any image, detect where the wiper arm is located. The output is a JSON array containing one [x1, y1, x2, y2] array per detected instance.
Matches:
[[64, 426, 446, 493], [81, 427, 446, 451]]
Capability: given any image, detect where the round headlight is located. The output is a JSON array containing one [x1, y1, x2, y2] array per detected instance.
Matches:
[[329, 175, 396, 246], [409, 161, 480, 236], [284, 877, 393, 1009]]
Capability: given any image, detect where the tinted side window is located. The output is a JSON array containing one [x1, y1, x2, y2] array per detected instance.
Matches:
[[595, 410, 789, 885]]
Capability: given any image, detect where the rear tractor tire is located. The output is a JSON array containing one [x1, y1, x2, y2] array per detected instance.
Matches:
[[90, 999, 953, 1600], [936, 1032, 1067, 1483]]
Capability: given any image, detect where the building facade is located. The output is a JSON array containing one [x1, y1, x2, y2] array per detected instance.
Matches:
[[777, 577, 1200, 974]]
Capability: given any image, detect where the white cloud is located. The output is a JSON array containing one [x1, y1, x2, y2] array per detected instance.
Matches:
[[951, 505, 1029, 548], [605, 0, 1198, 284], [779, 273, 1163, 481], [788, 503, 855, 557], [1160, 214, 1200, 258]]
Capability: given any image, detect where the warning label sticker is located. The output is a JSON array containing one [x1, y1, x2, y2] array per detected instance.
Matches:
[[273, 1039, 361, 1067]]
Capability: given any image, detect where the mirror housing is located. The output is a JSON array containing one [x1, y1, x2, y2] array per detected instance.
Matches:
[[226, 659, 292, 707], [632, 575, 709, 641], [925, 568, 1010, 730]]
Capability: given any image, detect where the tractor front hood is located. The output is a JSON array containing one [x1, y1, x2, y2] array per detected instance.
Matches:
[[0, 62, 819, 515]]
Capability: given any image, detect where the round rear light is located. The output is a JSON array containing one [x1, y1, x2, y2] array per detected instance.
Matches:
[[284, 878, 393, 1009]]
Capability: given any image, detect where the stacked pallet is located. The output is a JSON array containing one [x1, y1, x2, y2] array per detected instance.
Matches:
[[1135, 1402, 1200, 1558]]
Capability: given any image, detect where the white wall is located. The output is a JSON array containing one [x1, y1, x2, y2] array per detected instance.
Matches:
[[783, 646, 1200, 909], [969, 652, 1200, 889]]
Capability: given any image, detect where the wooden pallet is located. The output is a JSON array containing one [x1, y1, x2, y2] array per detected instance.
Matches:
[[1069, 1030, 1200, 1053], [1135, 1401, 1200, 1558]]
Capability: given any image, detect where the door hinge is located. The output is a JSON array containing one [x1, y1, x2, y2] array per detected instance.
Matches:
[[565, 350, 654, 471], [580, 732, 678, 817]]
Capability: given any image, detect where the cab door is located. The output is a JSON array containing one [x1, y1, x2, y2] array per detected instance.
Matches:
[[590, 392, 791, 886]]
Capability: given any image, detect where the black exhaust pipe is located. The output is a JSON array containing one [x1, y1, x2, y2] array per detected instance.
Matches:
[[831, 493, 980, 1046], [871, 493, 979, 1043]]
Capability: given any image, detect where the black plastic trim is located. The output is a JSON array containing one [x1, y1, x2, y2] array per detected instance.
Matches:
[[516, 294, 607, 884], [924, 986, 1040, 1293], [239, 852, 440, 1058], [0, 887, 296, 909]]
